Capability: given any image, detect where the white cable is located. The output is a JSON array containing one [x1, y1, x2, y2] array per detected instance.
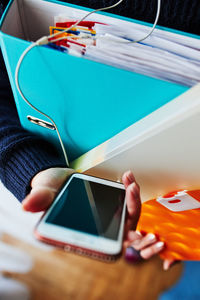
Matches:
[[15, 42, 69, 166], [47, 0, 124, 41], [15, 0, 161, 167], [134, 0, 161, 43], [104, 0, 161, 44], [47, 0, 161, 45], [15, 0, 126, 167]]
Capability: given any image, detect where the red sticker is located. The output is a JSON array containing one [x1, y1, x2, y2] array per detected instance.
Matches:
[[168, 199, 181, 204]]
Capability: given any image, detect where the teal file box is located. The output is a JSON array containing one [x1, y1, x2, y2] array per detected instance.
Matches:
[[0, 0, 191, 162]]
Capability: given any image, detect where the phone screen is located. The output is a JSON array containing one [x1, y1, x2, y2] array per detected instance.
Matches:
[[45, 177, 125, 240]]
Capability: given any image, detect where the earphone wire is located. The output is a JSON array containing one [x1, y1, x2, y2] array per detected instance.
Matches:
[[15, 42, 69, 166], [15, 0, 161, 167], [48, 0, 124, 40], [49, 0, 161, 44]]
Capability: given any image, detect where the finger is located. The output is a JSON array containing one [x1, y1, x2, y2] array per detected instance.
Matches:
[[22, 187, 56, 212], [122, 171, 136, 189], [140, 241, 165, 260], [128, 230, 143, 242], [31, 168, 74, 190], [163, 259, 177, 271], [131, 233, 157, 251], [123, 231, 142, 249], [124, 182, 141, 236], [125, 182, 141, 217]]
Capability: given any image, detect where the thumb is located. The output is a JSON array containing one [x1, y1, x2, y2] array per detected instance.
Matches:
[[22, 168, 74, 212], [22, 186, 57, 212]]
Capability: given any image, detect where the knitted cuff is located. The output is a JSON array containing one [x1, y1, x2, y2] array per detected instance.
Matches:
[[1, 140, 66, 202]]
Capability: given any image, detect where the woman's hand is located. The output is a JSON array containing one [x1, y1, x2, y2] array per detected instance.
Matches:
[[122, 170, 174, 270], [22, 168, 174, 270], [22, 167, 74, 212]]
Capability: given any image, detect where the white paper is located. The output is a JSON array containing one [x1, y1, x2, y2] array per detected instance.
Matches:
[[54, 8, 200, 87]]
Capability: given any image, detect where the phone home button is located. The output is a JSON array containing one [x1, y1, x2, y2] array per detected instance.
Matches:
[[69, 233, 88, 243]]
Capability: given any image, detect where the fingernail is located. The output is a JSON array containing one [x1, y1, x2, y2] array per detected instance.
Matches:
[[147, 233, 156, 242], [125, 247, 142, 263], [136, 231, 142, 237], [127, 171, 135, 182], [163, 260, 170, 271], [155, 241, 164, 249], [163, 259, 177, 271], [130, 182, 138, 198]]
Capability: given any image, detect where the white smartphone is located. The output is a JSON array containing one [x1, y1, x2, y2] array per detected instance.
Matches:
[[35, 173, 126, 261]]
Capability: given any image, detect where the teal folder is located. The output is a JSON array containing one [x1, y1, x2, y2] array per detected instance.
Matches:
[[0, 0, 192, 162]]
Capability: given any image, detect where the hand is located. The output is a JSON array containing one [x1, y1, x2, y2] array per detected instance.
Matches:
[[122, 170, 175, 270], [22, 168, 174, 269], [22, 168, 74, 212]]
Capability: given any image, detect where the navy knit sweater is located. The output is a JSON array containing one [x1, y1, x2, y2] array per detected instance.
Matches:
[[0, 0, 200, 202]]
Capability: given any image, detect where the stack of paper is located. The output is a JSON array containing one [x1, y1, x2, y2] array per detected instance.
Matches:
[[54, 13, 200, 86], [86, 23, 200, 86]]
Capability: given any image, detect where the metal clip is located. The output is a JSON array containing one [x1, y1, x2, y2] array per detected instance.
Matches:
[[27, 115, 56, 130]]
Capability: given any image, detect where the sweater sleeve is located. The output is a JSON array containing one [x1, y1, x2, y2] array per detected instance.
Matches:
[[0, 52, 66, 202]]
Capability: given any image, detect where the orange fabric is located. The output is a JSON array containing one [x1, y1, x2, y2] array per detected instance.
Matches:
[[137, 190, 200, 260]]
